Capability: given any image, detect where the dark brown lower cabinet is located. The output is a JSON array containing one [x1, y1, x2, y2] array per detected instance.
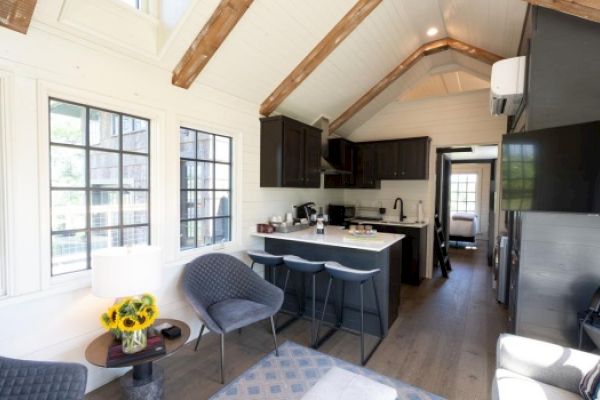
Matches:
[[360, 222, 427, 286]]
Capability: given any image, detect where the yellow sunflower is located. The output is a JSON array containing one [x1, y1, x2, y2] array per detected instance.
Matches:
[[118, 316, 139, 333], [140, 293, 156, 307], [136, 313, 153, 330], [100, 305, 120, 331]]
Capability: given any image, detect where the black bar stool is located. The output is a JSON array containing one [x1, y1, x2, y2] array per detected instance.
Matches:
[[314, 261, 384, 366], [247, 250, 295, 332], [281, 255, 325, 346]]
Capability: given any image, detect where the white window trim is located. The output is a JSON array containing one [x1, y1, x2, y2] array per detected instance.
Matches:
[[0, 72, 13, 298], [37, 81, 166, 290], [173, 116, 244, 265]]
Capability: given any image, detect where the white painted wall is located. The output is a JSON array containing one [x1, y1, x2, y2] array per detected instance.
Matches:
[[451, 162, 492, 238], [0, 25, 341, 392], [344, 90, 506, 277]]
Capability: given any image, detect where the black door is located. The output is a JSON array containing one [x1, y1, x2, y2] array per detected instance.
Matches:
[[304, 127, 322, 188], [435, 153, 452, 249], [282, 120, 305, 187]]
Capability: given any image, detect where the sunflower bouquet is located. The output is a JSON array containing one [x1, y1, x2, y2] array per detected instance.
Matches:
[[100, 293, 159, 353]]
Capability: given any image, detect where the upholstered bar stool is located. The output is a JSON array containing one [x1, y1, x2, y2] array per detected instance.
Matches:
[[314, 261, 384, 366], [281, 255, 325, 346]]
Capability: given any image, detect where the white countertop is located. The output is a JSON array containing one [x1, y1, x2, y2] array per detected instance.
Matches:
[[350, 218, 429, 229], [251, 226, 404, 252]]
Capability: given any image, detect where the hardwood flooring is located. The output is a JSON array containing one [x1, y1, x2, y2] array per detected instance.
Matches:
[[87, 242, 507, 400]]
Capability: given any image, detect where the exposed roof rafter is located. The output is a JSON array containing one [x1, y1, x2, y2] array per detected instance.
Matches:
[[330, 38, 503, 133], [525, 0, 600, 24], [0, 0, 37, 34], [172, 0, 254, 89], [259, 0, 382, 117]]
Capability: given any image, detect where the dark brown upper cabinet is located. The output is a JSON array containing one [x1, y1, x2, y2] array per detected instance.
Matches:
[[354, 143, 380, 188], [375, 137, 430, 180], [260, 115, 322, 188], [324, 138, 355, 189]]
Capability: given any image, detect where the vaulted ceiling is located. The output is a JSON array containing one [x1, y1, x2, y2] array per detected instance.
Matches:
[[28, 0, 529, 135]]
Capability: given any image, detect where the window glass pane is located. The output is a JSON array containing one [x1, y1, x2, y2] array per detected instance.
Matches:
[[467, 192, 476, 202], [123, 116, 149, 153], [180, 191, 195, 219], [51, 190, 86, 231], [52, 231, 87, 275], [197, 132, 214, 160], [467, 182, 476, 192], [215, 136, 230, 163], [123, 191, 149, 225], [50, 100, 86, 145], [458, 192, 467, 202], [51, 146, 86, 187], [180, 129, 195, 158], [197, 219, 213, 246], [123, 154, 149, 189], [458, 175, 468, 182], [215, 164, 230, 189], [91, 229, 121, 253], [89, 109, 119, 150], [91, 190, 119, 228], [180, 221, 196, 250], [197, 162, 213, 189], [90, 150, 120, 188], [123, 226, 149, 246], [180, 160, 195, 190], [214, 218, 230, 243], [215, 191, 230, 217], [466, 202, 476, 212], [197, 191, 213, 218]]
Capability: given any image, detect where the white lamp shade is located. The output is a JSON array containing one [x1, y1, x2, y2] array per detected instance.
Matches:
[[92, 246, 162, 298]]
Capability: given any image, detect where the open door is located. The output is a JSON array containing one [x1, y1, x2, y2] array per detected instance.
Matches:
[[435, 153, 451, 249]]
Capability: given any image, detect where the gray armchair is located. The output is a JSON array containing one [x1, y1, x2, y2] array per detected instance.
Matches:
[[182, 253, 284, 384], [0, 356, 87, 399]]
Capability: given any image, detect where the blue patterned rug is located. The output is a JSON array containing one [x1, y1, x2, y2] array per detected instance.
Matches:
[[209, 341, 444, 400]]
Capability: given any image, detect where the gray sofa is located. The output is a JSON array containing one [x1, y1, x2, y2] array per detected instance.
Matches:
[[493, 334, 599, 400]]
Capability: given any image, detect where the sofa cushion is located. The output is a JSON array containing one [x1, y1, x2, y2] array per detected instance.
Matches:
[[301, 367, 397, 400], [493, 368, 581, 400], [580, 361, 600, 400], [208, 298, 273, 333]]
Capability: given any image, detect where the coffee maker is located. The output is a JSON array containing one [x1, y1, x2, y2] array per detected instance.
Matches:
[[295, 202, 317, 225]]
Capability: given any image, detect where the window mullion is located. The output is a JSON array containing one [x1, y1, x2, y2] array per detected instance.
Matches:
[[85, 106, 92, 271]]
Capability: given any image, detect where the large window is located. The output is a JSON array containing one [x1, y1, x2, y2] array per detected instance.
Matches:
[[49, 99, 150, 275], [450, 173, 477, 213], [180, 128, 231, 250]]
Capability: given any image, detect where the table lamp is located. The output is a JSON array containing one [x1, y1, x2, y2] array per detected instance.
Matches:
[[92, 246, 162, 299]]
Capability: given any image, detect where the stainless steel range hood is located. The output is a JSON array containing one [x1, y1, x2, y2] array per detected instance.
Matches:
[[315, 116, 352, 175]]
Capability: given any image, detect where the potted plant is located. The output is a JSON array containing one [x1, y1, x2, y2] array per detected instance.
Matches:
[[100, 293, 159, 354]]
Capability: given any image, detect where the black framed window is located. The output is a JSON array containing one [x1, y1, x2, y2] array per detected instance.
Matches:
[[179, 128, 231, 250], [49, 98, 150, 276]]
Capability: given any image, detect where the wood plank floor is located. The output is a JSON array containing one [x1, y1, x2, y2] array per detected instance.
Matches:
[[88, 243, 507, 400]]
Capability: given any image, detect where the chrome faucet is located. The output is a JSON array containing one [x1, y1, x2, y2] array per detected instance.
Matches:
[[393, 197, 407, 221]]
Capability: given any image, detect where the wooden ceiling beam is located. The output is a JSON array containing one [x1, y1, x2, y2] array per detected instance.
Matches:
[[259, 0, 382, 117], [172, 0, 254, 89], [0, 0, 37, 34], [329, 38, 503, 133], [525, 0, 600, 24]]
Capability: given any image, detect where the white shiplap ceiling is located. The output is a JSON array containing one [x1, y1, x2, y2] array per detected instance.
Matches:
[[33, 0, 528, 133]]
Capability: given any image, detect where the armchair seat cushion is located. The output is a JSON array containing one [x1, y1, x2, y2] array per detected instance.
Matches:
[[493, 368, 580, 400], [208, 298, 274, 333]]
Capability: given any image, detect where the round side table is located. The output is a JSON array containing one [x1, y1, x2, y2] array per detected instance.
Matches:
[[86, 318, 191, 400]]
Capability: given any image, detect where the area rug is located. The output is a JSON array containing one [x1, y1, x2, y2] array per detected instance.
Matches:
[[209, 341, 444, 400]]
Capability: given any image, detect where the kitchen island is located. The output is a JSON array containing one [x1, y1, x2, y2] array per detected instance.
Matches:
[[251, 226, 404, 336]]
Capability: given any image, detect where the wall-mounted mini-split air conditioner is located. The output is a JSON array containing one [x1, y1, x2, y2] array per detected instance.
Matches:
[[490, 56, 526, 116]]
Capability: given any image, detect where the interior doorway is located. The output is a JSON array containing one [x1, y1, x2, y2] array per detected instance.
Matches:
[[435, 145, 499, 266]]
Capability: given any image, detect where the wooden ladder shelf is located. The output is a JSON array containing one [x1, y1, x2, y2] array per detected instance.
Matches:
[[434, 214, 452, 278]]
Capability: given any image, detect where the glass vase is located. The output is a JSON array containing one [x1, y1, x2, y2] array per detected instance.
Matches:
[[121, 329, 147, 354]]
